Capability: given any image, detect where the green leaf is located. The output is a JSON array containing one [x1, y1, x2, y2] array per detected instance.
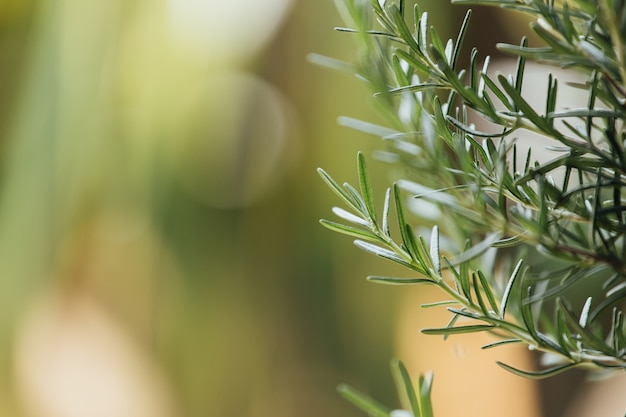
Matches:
[[393, 184, 419, 261], [496, 361, 581, 379], [367, 275, 431, 285], [417, 10, 429, 56], [481, 338, 523, 349], [421, 324, 495, 335], [556, 298, 611, 354], [395, 49, 430, 75], [381, 188, 391, 237], [579, 296, 592, 328], [429, 225, 441, 276], [384, 83, 445, 95], [428, 26, 447, 65], [331, 206, 370, 227], [392, 359, 421, 417], [492, 234, 526, 248], [317, 168, 363, 215], [499, 259, 524, 320], [476, 270, 499, 313], [545, 74, 557, 128], [470, 47, 479, 92], [338, 116, 399, 137], [520, 287, 561, 354], [354, 240, 416, 270], [343, 182, 369, 214], [447, 307, 484, 321], [458, 249, 472, 301], [354, 239, 399, 258], [357, 151, 378, 224], [556, 308, 576, 355], [450, 9, 471, 71], [611, 309, 626, 353], [391, 54, 411, 88], [306, 53, 356, 73], [472, 272, 491, 316], [497, 73, 562, 138], [320, 219, 380, 241], [418, 372, 434, 417], [337, 384, 391, 417], [420, 300, 459, 308], [414, 232, 433, 270], [548, 107, 625, 118], [389, 4, 420, 53], [367, 0, 395, 34], [513, 37, 527, 96], [481, 72, 515, 112]]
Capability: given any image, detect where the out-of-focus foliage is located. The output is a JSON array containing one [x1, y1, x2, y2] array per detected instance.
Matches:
[[0, 0, 410, 416]]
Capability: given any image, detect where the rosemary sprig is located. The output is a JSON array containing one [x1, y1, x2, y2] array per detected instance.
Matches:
[[316, 0, 626, 415]]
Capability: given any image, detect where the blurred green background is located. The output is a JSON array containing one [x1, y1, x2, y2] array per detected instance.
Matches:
[[0, 1, 563, 416]]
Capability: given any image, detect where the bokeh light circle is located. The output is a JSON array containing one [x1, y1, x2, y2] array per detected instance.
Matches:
[[165, 71, 299, 208]]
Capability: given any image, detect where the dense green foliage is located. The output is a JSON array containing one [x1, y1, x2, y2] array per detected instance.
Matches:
[[316, 0, 626, 414]]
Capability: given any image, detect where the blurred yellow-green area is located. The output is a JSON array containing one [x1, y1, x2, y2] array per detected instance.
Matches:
[[0, 1, 621, 417]]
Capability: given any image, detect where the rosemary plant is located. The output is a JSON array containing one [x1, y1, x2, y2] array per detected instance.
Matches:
[[315, 0, 626, 415]]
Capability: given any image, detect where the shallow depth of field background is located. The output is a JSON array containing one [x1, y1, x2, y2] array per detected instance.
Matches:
[[0, 1, 618, 416]]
